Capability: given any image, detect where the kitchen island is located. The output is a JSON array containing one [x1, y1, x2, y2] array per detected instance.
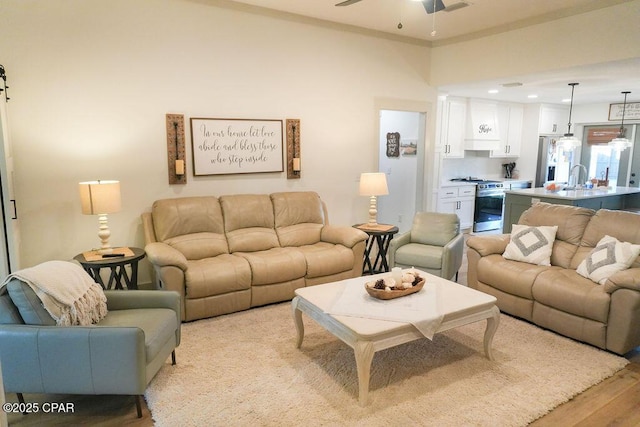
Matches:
[[502, 186, 640, 233]]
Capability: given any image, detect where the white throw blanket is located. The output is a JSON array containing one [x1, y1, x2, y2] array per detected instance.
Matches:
[[327, 278, 444, 339], [0, 260, 108, 326]]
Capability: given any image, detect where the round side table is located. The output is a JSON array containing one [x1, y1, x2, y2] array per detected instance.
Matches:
[[74, 247, 146, 290], [354, 224, 399, 275]]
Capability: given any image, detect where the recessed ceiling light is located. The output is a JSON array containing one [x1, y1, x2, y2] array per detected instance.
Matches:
[[561, 98, 571, 103], [528, 94, 538, 99], [488, 89, 499, 94]]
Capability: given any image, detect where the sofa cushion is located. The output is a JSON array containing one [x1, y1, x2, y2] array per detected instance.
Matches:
[[184, 254, 252, 299], [272, 192, 325, 246], [518, 202, 595, 268], [221, 194, 280, 252], [152, 196, 225, 241], [394, 243, 444, 270], [0, 292, 24, 324], [97, 308, 177, 363], [476, 254, 551, 300], [576, 235, 640, 285], [532, 269, 610, 323], [235, 248, 306, 285], [503, 225, 557, 266], [6, 279, 55, 325], [164, 232, 229, 260], [573, 209, 640, 269], [296, 242, 354, 278]]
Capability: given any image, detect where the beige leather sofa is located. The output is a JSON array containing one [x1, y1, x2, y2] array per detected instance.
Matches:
[[142, 191, 368, 321], [467, 202, 640, 355]]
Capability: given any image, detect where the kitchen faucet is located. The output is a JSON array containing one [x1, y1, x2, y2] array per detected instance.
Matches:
[[569, 164, 588, 188]]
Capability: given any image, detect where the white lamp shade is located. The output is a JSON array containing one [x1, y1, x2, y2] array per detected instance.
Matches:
[[79, 180, 122, 215], [609, 137, 632, 151], [557, 134, 581, 151], [359, 172, 389, 196]]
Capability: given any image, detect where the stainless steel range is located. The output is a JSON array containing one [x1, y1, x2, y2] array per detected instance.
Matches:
[[450, 177, 530, 232]]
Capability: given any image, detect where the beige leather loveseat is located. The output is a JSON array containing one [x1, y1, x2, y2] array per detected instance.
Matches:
[[467, 202, 640, 355], [142, 191, 368, 321]]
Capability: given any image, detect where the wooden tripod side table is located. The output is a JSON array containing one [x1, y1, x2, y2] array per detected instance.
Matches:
[[74, 247, 146, 290], [354, 224, 399, 275]]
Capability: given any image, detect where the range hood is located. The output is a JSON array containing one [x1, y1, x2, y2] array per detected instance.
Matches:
[[465, 100, 500, 150]]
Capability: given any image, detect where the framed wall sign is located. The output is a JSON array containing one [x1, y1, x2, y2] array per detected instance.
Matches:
[[190, 118, 284, 175], [609, 102, 640, 121], [386, 132, 400, 157]]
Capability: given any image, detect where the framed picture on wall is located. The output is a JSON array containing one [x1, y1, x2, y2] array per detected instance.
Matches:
[[608, 102, 640, 121], [386, 132, 400, 158], [190, 118, 284, 175], [401, 139, 418, 156]]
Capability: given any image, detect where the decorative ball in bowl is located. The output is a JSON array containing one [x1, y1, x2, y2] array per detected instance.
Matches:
[[365, 271, 425, 300]]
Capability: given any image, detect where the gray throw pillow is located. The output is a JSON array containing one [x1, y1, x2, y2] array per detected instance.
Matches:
[[0, 292, 24, 324], [6, 279, 56, 325]]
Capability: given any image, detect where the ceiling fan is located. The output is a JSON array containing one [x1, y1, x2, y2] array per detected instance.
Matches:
[[335, 0, 446, 14]]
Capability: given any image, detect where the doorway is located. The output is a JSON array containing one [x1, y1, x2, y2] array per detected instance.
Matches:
[[0, 96, 19, 276], [377, 109, 426, 233], [581, 124, 637, 187]]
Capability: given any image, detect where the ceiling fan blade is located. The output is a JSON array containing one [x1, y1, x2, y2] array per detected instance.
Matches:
[[423, 0, 446, 14], [335, 0, 364, 6]]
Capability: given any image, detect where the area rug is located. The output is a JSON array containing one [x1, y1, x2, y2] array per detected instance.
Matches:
[[145, 302, 628, 427]]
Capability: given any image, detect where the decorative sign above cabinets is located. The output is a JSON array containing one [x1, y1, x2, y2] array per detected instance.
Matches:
[[465, 100, 500, 151]]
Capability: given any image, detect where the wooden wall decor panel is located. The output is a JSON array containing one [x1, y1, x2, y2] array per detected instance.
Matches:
[[166, 113, 187, 185], [286, 119, 301, 179]]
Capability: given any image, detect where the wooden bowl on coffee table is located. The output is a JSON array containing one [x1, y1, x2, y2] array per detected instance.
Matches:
[[365, 278, 425, 300]]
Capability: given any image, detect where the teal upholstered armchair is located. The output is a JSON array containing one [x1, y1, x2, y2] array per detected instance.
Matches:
[[388, 212, 464, 281], [0, 281, 181, 418]]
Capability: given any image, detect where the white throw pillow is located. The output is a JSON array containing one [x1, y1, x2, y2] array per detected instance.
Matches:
[[576, 235, 640, 285], [503, 225, 558, 266]]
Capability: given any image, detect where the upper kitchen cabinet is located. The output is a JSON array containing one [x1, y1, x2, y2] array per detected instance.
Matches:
[[439, 97, 466, 158], [491, 103, 524, 158], [465, 100, 500, 151], [539, 105, 570, 135]]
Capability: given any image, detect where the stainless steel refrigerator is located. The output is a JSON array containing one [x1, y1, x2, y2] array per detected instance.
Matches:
[[535, 136, 575, 188]]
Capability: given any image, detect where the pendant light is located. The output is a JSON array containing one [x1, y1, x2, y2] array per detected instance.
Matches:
[[557, 83, 582, 151], [608, 91, 632, 151]]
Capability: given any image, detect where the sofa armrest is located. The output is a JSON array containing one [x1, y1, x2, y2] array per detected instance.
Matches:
[[145, 242, 188, 270], [441, 233, 465, 280], [141, 212, 158, 245], [466, 234, 510, 256], [604, 268, 640, 293], [105, 290, 180, 313], [388, 231, 410, 267], [0, 325, 147, 395], [321, 225, 368, 248], [389, 231, 411, 250]]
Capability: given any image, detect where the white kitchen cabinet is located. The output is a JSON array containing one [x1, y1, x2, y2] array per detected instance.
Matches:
[[440, 98, 466, 158], [539, 105, 569, 135], [437, 185, 475, 229], [491, 103, 524, 158]]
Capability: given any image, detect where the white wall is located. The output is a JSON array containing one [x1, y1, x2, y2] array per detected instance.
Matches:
[[0, 0, 435, 282]]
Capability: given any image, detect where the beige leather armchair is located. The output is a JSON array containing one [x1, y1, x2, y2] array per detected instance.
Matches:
[[388, 212, 464, 281]]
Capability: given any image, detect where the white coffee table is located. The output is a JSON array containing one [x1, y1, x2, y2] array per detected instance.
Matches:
[[291, 270, 500, 406]]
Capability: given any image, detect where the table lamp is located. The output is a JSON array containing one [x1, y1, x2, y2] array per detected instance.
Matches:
[[359, 172, 388, 225], [79, 180, 121, 254]]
